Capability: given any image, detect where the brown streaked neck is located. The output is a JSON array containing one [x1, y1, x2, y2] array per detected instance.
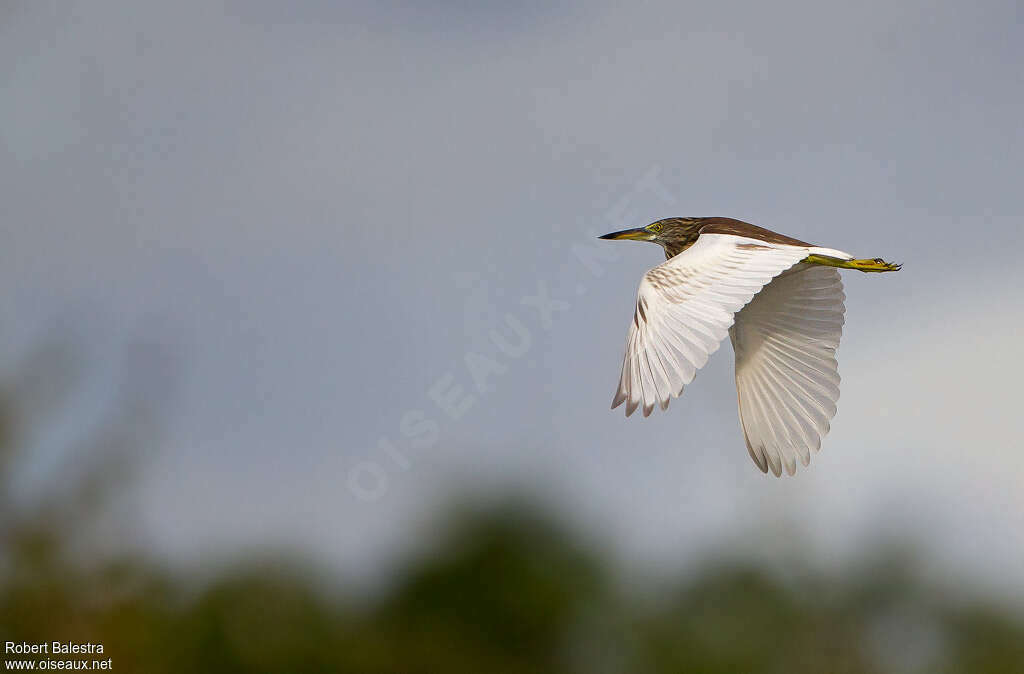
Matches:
[[661, 233, 700, 259]]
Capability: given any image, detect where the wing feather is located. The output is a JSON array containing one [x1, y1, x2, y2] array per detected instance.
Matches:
[[729, 264, 846, 475], [612, 234, 810, 417]]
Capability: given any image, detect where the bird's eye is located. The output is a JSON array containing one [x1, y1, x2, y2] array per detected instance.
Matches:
[[648, 223, 663, 233]]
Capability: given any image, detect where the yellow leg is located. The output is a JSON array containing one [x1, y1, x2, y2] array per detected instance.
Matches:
[[803, 254, 902, 273]]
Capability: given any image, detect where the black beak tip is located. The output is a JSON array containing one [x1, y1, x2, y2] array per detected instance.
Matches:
[[598, 232, 615, 239]]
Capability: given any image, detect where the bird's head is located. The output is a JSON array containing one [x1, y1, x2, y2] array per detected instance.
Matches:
[[599, 217, 703, 259]]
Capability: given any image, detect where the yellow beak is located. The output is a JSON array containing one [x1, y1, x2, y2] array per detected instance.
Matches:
[[598, 227, 654, 241]]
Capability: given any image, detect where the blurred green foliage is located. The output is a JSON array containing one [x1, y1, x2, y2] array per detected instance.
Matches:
[[1, 348, 1023, 673]]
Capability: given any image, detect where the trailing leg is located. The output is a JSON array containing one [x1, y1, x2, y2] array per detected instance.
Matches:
[[803, 254, 902, 273]]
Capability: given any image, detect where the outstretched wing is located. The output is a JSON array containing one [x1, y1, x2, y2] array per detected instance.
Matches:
[[612, 234, 810, 417], [730, 264, 845, 476]]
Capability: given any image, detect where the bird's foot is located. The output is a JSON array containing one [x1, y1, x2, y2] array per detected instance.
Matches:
[[847, 257, 902, 273]]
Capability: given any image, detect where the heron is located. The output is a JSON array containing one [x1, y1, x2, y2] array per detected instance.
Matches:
[[600, 217, 901, 476]]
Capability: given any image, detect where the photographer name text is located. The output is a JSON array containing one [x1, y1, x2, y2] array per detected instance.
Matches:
[[5, 642, 104, 656]]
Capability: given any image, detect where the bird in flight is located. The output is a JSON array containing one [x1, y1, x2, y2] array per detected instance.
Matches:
[[600, 217, 900, 476]]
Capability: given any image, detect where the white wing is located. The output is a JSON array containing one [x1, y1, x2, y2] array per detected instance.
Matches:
[[612, 233, 811, 417], [729, 264, 846, 476]]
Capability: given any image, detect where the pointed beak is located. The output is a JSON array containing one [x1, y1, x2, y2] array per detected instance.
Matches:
[[598, 227, 653, 241]]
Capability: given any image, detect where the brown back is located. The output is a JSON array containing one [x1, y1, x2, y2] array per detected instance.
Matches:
[[697, 217, 813, 247]]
